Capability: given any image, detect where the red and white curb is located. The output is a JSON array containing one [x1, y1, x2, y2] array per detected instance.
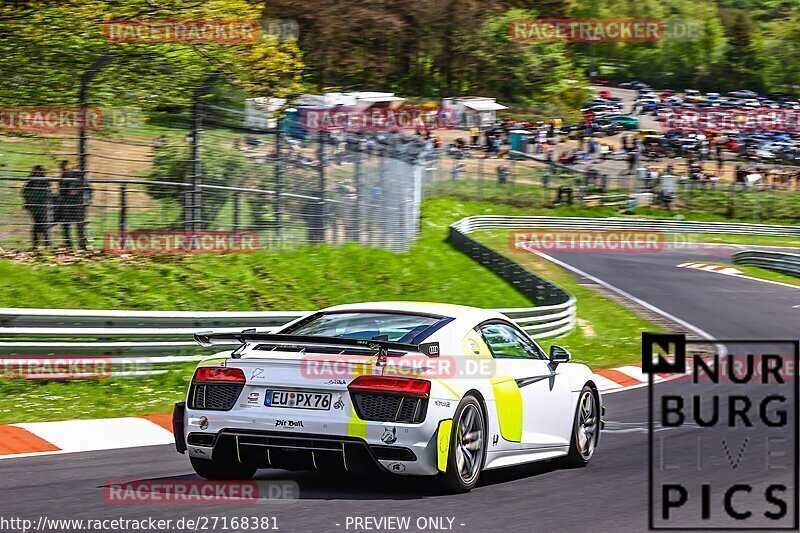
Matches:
[[0, 414, 174, 459], [677, 262, 742, 275], [0, 364, 662, 460], [592, 363, 679, 394]]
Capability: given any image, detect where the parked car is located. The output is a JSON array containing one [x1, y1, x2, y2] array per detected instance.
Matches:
[[729, 89, 759, 99], [619, 80, 650, 90], [605, 114, 639, 129]]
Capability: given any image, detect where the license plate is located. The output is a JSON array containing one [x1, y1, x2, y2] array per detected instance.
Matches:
[[265, 389, 331, 410]]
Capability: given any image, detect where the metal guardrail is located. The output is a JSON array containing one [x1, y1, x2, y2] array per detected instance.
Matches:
[[452, 215, 800, 237], [448, 220, 577, 339], [0, 299, 576, 370], [732, 250, 800, 278]]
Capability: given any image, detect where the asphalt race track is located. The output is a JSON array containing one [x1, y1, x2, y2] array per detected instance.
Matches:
[[2, 244, 798, 532]]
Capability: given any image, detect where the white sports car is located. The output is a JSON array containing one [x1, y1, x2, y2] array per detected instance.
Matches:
[[174, 302, 602, 492]]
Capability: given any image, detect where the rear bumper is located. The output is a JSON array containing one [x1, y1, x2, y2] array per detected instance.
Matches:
[[187, 429, 419, 474], [182, 401, 456, 476]]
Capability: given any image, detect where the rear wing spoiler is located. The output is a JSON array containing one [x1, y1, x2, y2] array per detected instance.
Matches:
[[193, 331, 440, 360]]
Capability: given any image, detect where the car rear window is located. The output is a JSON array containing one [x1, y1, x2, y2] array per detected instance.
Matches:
[[281, 312, 445, 343]]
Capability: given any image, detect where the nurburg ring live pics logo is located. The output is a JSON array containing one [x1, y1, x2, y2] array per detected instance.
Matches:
[[643, 333, 799, 529]]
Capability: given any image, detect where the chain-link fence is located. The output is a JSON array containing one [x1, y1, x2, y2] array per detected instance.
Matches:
[[421, 147, 800, 223], [1, 98, 432, 252]]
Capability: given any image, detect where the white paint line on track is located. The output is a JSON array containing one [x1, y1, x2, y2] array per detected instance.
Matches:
[[527, 247, 717, 342], [719, 271, 800, 290]]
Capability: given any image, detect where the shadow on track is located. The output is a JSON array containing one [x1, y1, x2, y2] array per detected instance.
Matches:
[[105, 460, 562, 501]]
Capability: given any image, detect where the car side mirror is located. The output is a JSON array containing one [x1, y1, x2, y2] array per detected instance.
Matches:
[[549, 345, 571, 364]]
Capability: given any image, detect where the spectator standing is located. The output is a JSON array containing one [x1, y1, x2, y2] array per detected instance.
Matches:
[[497, 165, 509, 184], [469, 126, 478, 146], [55, 160, 91, 249], [451, 161, 464, 181], [735, 164, 746, 184], [626, 150, 637, 174], [22, 165, 52, 249]]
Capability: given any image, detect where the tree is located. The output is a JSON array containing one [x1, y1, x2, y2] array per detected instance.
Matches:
[[0, 0, 304, 108]]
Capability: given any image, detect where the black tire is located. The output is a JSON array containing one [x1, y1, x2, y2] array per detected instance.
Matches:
[[557, 385, 600, 468], [438, 395, 487, 493], [190, 456, 257, 480]]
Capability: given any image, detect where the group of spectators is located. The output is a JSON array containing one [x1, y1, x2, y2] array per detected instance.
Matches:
[[22, 161, 91, 250]]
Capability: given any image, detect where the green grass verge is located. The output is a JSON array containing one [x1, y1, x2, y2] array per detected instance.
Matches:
[[0, 364, 196, 424], [729, 264, 800, 288], [0, 199, 532, 310]]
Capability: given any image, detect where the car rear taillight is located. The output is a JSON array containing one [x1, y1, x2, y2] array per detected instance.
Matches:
[[192, 367, 246, 383], [348, 375, 431, 398]]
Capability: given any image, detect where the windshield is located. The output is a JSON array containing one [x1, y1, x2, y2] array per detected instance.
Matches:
[[282, 312, 444, 343]]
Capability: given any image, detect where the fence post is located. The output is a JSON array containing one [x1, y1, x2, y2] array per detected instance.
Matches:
[[316, 131, 327, 244], [188, 72, 220, 232], [77, 55, 112, 248], [189, 99, 202, 231], [478, 156, 484, 199], [510, 157, 517, 200], [354, 138, 363, 242], [44, 189, 54, 248], [233, 192, 241, 231], [274, 122, 284, 244], [119, 183, 127, 232]]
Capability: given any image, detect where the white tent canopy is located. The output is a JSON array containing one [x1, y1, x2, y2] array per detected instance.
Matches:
[[463, 101, 508, 111]]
